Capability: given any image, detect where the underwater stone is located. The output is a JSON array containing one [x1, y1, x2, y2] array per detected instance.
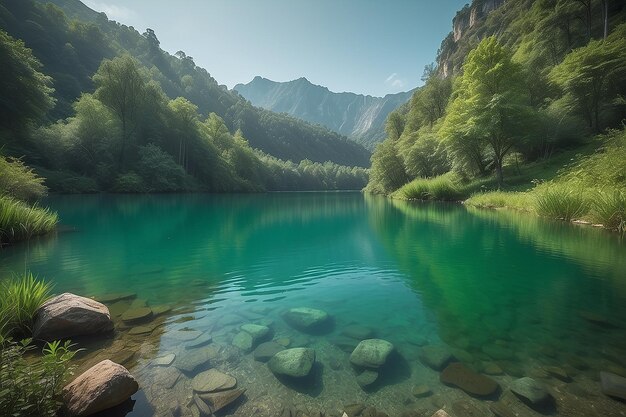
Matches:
[[600, 371, 626, 401], [430, 410, 451, 417], [94, 292, 136, 303], [350, 339, 394, 369], [152, 353, 176, 367], [253, 341, 285, 362], [241, 323, 270, 340], [412, 384, 432, 397], [341, 324, 374, 340], [419, 345, 454, 371], [356, 369, 378, 388], [232, 331, 254, 351], [440, 362, 499, 397], [186, 332, 213, 349], [483, 362, 504, 375], [121, 306, 153, 323], [164, 329, 203, 342], [509, 377, 550, 404], [198, 388, 246, 414], [282, 307, 329, 330], [192, 369, 237, 393], [175, 349, 211, 373], [268, 347, 315, 377]]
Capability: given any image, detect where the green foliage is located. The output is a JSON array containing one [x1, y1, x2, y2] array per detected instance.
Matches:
[[394, 174, 461, 201], [0, 273, 53, 338], [0, 338, 78, 417], [366, 139, 410, 194], [0, 196, 58, 246], [590, 189, 626, 233], [464, 191, 535, 211], [0, 156, 47, 201], [534, 183, 590, 221], [549, 23, 626, 132], [441, 36, 537, 186], [136, 144, 191, 192], [112, 172, 146, 193], [0, 29, 54, 133]]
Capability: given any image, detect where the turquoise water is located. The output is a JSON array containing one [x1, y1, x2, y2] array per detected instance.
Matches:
[[1, 193, 625, 416]]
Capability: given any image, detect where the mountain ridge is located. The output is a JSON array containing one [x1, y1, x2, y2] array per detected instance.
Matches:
[[234, 76, 415, 149]]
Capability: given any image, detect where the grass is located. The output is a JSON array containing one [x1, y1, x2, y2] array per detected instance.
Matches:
[[0, 196, 58, 246], [0, 273, 53, 338], [465, 130, 626, 232], [394, 173, 462, 201]]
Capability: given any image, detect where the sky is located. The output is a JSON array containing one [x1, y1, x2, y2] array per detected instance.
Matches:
[[82, 0, 467, 97]]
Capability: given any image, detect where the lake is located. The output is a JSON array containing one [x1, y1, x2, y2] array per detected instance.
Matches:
[[1, 193, 625, 417]]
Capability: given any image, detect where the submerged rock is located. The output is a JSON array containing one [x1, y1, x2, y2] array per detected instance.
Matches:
[[33, 293, 114, 341], [241, 323, 270, 340], [175, 349, 212, 373], [600, 371, 626, 401], [282, 307, 329, 331], [186, 332, 213, 348], [356, 369, 378, 388], [152, 353, 176, 367], [419, 345, 454, 371], [350, 339, 394, 369], [121, 305, 153, 323], [341, 324, 374, 340], [253, 341, 285, 362], [63, 360, 138, 416], [268, 347, 315, 377], [509, 377, 550, 404], [440, 362, 499, 397], [232, 331, 254, 351], [94, 292, 136, 303], [430, 410, 451, 417], [192, 369, 237, 393], [197, 388, 246, 414], [164, 328, 203, 342], [412, 384, 432, 398]]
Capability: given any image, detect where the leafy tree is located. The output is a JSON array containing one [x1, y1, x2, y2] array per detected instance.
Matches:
[[367, 139, 410, 194], [93, 55, 148, 168], [550, 24, 626, 132], [441, 37, 536, 186], [168, 97, 199, 170], [0, 29, 54, 135]]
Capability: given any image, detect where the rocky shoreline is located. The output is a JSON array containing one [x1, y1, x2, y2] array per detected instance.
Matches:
[[30, 292, 626, 417]]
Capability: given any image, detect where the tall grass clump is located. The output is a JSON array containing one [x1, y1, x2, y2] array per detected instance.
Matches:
[[590, 189, 626, 233], [396, 174, 461, 201], [534, 184, 589, 221], [0, 156, 47, 201], [465, 191, 535, 211], [0, 196, 58, 246], [0, 273, 53, 338]]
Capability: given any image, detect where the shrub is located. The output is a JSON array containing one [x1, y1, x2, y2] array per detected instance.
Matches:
[[396, 174, 461, 201], [0, 156, 47, 201], [590, 189, 626, 233], [535, 184, 589, 221], [112, 172, 146, 193], [0, 338, 78, 417], [0, 272, 53, 337], [0, 196, 58, 245]]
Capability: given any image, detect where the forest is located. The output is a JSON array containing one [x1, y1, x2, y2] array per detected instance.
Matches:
[[366, 0, 625, 231], [0, 0, 369, 196]]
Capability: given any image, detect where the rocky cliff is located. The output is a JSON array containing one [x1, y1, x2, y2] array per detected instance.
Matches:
[[438, 0, 507, 77], [234, 77, 414, 149]]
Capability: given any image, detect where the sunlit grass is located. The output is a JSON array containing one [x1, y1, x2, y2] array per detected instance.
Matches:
[[395, 173, 461, 201], [0, 196, 58, 245], [534, 184, 589, 222], [590, 189, 626, 233], [0, 272, 53, 338], [465, 191, 535, 211]]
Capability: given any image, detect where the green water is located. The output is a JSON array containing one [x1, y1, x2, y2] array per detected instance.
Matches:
[[1, 193, 625, 416]]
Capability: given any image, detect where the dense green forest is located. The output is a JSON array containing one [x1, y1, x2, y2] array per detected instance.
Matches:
[[0, 0, 369, 196], [366, 0, 625, 230]]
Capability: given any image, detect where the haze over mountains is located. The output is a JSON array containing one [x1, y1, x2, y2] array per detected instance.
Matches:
[[235, 77, 414, 149]]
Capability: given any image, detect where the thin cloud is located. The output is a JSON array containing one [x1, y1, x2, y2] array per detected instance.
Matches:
[[83, 1, 136, 22], [384, 73, 406, 89]]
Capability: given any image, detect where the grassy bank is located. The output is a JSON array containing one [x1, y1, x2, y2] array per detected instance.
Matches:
[[393, 131, 625, 233], [0, 196, 58, 246]]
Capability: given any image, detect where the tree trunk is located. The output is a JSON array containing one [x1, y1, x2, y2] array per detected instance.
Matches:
[[495, 160, 504, 189], [602, 0, 609, 40]]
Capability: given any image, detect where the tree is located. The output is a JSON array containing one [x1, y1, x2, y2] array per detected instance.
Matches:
[[93, 55, 148, 169], [0, 29, 54, 135], [168, 97, 199, 171], [550, 24, 626, 132], [441, 37, 535, 187]]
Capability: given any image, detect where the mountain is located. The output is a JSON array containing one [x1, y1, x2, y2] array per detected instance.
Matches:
[[1, 0, 370, 168], [234, 76, 414, 149]]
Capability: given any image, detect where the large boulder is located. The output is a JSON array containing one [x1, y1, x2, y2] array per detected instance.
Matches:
[[282, 307, 329, 331], [350, 339, 394, 369], [63, 360, 138, 416], [268, 347, 315, 378], [600, 371, 626, 401], [33, 293, 114, 341]]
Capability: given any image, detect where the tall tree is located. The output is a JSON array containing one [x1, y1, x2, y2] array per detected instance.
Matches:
[[441, 37, 535, 186], [93, 55, 148, 168], [0, 30, 55, 136]]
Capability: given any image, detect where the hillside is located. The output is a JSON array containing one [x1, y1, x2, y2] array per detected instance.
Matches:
[[0, 0, 370, 168], [234, 76, 414, 149]]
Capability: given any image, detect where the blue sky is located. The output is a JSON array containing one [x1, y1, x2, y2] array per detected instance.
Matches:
[[82, 0, 467, 96]]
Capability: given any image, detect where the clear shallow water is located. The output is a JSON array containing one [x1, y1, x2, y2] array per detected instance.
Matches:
[[1, 193, 626, 417]]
